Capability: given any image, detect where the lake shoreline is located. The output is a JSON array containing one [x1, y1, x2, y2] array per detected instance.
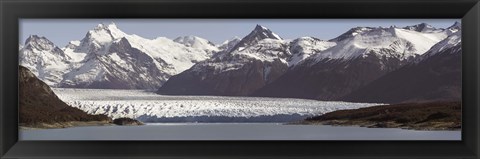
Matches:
[[19, 120, 115, 130], [296, 101, 461, 131], [291, 120, 460, 131]]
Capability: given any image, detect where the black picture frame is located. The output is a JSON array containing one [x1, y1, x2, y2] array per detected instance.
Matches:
[[1, 0, 479, 158]]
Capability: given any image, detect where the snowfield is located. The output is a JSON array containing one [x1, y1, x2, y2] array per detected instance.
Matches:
[[53, 88, 382, 123]]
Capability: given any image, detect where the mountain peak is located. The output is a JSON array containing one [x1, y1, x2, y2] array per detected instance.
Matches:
[[254, 24, 268, 31], [94, 23, 106, 29], [76, 22, 127, 54], [450, 21, 461, 27], [419, 22, 429, 26], [447, 21, 461, 32], [88, 22, 125, 38], [24, 35, 58, 51], [20, 35, 68, 78], [25, 35, 47, 44], [229, 25, 282, 52], [413, 23, 430, 28], [251, 24, 282, 40], [329, 27, 374, 42], [94, 22, 118, 31], [403, 23, 436, 32]]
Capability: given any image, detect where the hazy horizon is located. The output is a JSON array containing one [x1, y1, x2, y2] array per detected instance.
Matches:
[[20, 19, 459, 47]]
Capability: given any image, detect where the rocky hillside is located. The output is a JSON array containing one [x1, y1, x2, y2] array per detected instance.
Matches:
[[19, 66, 111, 128], [302, 101, 461, 130]]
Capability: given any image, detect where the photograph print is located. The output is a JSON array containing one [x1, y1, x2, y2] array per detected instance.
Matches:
[[18, 19, 461, 140]]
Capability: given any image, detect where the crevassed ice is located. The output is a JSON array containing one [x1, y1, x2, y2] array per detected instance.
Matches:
[[53, 88, 381, 120]]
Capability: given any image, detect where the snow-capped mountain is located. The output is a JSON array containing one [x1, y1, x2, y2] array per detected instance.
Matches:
[[341, 30, 462, 103], [174, 35, 219, 54], [157, 25, 292, 96], [230, 24, 283, 52], [71, 23, 213, 73], [307, 25, 451, 62], [74, 23, 126, 55], [420, 30, 461, 59], [60, 37, 174, 89], [20, 23, 216, 89], [19, 35, 72, 86], [158, 22, 460, 99], [253, 22, 460, 101], [60, 23, 216, 89]]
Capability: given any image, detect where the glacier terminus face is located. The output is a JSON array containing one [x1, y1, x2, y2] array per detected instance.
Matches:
[[53, 88, 380, 122]]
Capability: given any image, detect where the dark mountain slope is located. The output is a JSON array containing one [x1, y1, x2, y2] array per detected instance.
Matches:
[[340, 45, 461, 104], [253, 53, 408, 100], [19, 66, 110, 127]]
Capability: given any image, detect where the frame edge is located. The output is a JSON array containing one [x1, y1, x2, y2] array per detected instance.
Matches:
[[1, 0, 480, 159]]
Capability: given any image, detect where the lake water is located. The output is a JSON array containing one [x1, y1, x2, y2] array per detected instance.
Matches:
[[20, 123, 461, 140], [28, 89, 459, 140]]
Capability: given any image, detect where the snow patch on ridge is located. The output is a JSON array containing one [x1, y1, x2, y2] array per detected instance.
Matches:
[[288, 37, 337, 66], [307, 26, 454, 63]]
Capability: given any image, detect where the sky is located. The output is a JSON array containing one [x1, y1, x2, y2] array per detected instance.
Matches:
[[20, 19, 459, 47]]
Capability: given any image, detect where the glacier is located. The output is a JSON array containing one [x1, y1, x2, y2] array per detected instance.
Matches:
[[53, 88, 381, 122]]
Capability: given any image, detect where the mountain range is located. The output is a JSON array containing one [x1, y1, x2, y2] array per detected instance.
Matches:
[[20, 23, 217, 89], [252, 22, 461, 101], [20, 22, 462, 103]]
